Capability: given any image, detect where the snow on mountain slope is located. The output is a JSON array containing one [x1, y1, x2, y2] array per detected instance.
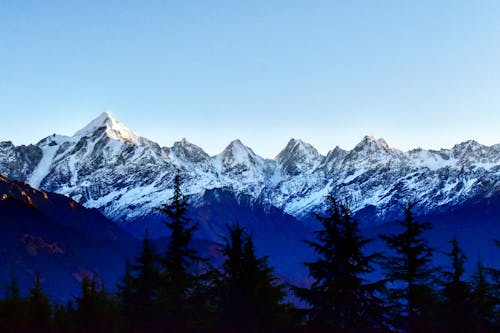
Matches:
[[276, 138, 323, 176], [27, 142, 59, 189], [0, 141, 42, 181], [215, 139, 267, 175], [74, 111, 140, 143], [213, 139, 273, 196], [0, 113, 498, 227]]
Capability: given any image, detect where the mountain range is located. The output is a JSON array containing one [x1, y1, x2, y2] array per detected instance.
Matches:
[[0, 112, 499, 299], [0, 112, 498, 240]]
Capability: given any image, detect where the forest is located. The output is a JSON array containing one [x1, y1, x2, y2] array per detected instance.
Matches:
[[1, 174, 499, 333]]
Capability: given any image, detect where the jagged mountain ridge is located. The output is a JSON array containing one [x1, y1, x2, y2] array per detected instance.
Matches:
[[0, 112, 498, 228]]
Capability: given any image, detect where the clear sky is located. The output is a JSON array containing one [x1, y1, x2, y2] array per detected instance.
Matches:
[[1, 1, 499, 157]]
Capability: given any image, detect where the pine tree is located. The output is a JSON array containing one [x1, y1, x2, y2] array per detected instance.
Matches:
[[297, 195, 386, 332], [74, 275, 122, 333], [470, 259, 498, 333], [117, 260, 134, 324], [216, 223, 292, 333], [26, 272, 52, 333], [118, 231, 163, 332], [156, 171, 202, 331], [0, 276, 26, 333], [438, 237, 474, 332], [53, 301, 76, 333], [380, 203, 437, 333]]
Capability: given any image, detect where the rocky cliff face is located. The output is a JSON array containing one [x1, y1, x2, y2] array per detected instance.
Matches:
[[0, 113, 498, 227]]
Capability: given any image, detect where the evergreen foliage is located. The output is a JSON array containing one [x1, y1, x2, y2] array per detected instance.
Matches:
[[298, 195, 386, 332], [156, 171, 203, 331], [4, 190, 500, 332], [470, 259, 498, 332], [52, 301, 76, 333], [26, 273, 52, 333], [0, 276, 27, 333], [74, 275, 122, 333], [215, 222, 293, 332], [437, 237, 475, 332], [118, 231, 163, 332], [380, 203, 437, 333]]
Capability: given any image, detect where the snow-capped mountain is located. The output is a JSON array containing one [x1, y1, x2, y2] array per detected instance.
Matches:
[[0, 112, 498, 229], [276, 138, 322, 176]]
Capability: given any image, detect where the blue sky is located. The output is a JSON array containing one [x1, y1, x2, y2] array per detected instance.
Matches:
[[1, 1, 499, 157]]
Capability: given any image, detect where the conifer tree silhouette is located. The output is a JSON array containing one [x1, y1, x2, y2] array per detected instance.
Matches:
[[380, 203, 437, 333], [26, 273, 51, 333], [438, 237, 475, 332], [118, 231, 162, 331], [74, 275, 122, 333], [470, 259, 498, 332], [298, 195, 386, 332], [0, 276, 26, 333], [156, 170, 202, 331], [216, 222, 292, 333]]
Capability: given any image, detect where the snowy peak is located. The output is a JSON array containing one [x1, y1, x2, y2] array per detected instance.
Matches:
[[73, 112, 139, 143], [170, 138, 211, 165], [216, 139, 265, 175], [172, 138, 206, 155], [321, 146, 348, 170], [451, 140, 485, 158], [354, 135, 393, 152], [345, 135, 403, 164], [73, 112, 113, 137], [220, 139, 257, 161], [0, 111, 498, 228], [276, 138, 320, 160], [450, 140, 500, 166], [276, 138, 322, 175]]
